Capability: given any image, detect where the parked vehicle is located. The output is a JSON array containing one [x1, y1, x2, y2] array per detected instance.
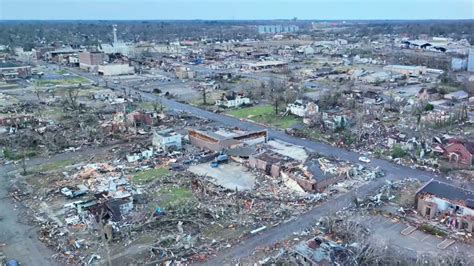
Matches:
[[358, 156, 371, 163], [60, 184, 89, 198]]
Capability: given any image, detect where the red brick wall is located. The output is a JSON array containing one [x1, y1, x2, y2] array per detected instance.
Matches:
[[444, 143, 473, 165]]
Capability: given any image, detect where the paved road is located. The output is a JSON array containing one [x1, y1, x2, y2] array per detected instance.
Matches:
[[0, 166, 54, 266], [206, 178, 388, 264], [136, 91, 444, 183]]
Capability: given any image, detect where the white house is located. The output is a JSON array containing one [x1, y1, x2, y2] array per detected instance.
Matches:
[[152, 129, 182, 151], [286, 100, 319, 117], [126, 147, 154, 163], [216, 93, 250, 108]]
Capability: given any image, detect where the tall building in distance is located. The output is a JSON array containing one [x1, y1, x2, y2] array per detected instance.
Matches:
[[468, 49, 474, 72], [112, 24, 118, 44], [98, 25, 135, 57], [258, 25, 299, 34]]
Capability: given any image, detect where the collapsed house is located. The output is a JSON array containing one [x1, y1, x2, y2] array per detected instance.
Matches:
[[443, 139, 474, 166], [188, 128, 267, 152], [127, 111, 153, 127], [416, 179, 474, 232], [61, 163, 138, 227], [249, 151, 345, 192], [126, 147, 153, 162]]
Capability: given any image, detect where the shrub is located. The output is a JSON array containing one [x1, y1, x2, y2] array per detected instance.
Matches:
[[391, 145, 407, 159]]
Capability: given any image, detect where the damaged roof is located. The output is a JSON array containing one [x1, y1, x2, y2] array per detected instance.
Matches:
[[417, 179, 474, 209], [306, 160, 333, 182]]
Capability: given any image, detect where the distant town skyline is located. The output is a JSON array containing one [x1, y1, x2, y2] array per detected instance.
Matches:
[[1, 0, 473, 20]]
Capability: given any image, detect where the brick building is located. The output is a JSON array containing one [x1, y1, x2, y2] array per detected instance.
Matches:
[[443, 139, 474, 166], [79, 51, 105, 71], [188, 128, 267, 152], [416, 179, 474, 233]]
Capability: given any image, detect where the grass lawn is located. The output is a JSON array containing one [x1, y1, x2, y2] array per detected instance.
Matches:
[[42, 107, 65, 120], [137, 101, 166, 111], [133, 167, 170, 185], [35, 77, 90, 87], [189, 90, 223, 106], [226, 105, 299, 128], [304, 128, 330, 143], [2, 149, 37, 161], [55, 69, 69, 75], [157, 187, 194, 208], [39, 159, 76, 172]]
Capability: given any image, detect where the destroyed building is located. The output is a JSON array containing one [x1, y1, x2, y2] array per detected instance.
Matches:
[[175, 66, 195, 79], [290, 236, 353, 265], [249, 151, 345, 192], [127, 111, 153, 127], [383, 65, 427, 76], [416, 179, 474, 232], [248, 151, 287, 178], [188, 128, 267, 152], [443, 139, 474, 166]]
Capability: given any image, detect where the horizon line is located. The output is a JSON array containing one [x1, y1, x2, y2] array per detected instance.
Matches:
[[1, 18, 473, 21]]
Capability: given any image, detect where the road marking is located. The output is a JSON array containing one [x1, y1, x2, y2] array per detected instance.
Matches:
[[437, 239, 455, 249], [401, 226, 416, 236]]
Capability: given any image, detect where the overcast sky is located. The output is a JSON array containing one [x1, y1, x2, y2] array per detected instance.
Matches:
[[1, 0, 473, 20]]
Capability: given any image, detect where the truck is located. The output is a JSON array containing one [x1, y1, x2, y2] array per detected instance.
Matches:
[[210, 154, 229, 168]]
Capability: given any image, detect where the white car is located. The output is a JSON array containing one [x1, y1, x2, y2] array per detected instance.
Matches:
[[358, 156, 371, 163]]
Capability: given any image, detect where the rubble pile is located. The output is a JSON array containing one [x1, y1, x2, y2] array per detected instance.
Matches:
[[11, 156, 328, 264]]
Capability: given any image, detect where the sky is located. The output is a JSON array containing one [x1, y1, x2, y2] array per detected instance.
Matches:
[[0, 0, 473, 20]]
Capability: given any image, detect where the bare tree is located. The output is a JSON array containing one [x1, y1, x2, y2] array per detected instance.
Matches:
[[48, 89, 56, 99], [65, 85, 81, 110], [267, 79, 286, 115], [34, 87, 41, 102], [201, 85, 207, 105], [21, 149, 27, 175]]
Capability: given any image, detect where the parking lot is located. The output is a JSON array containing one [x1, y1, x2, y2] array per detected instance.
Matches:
[[357, 215, 474, 258], [188, 162, 256, 191]]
